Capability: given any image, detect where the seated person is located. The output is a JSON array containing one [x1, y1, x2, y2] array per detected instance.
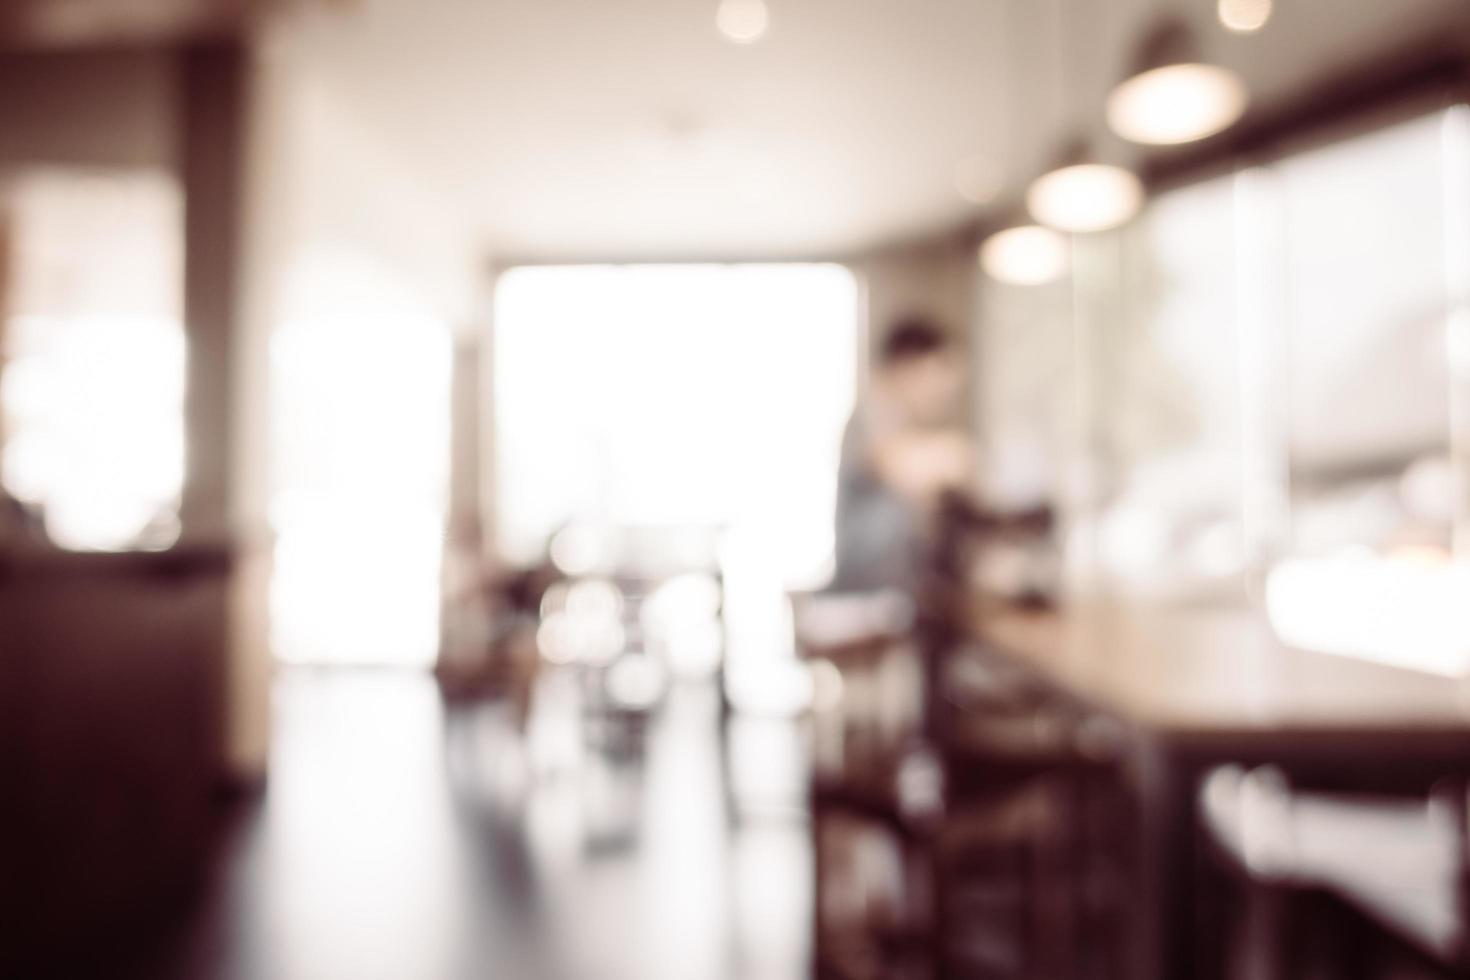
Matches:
[[832, 316, 973, 594]]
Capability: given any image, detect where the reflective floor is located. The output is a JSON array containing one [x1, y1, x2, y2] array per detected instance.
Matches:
[[161, 669, 811, 980]]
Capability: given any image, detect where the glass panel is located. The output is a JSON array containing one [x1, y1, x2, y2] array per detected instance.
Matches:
[[1278, 112, 1452, 557], [1091, 174, 1246, 599], [976, 274, 1073, 511], [1264, 110, 1470, 675]]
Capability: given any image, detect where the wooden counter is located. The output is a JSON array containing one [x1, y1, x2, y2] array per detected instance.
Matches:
[[964, 601, 1470, 739], [942, 597, 1470, 980]]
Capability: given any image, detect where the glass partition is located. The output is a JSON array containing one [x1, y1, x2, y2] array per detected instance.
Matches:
[[1030, 101, 1470, 672], [1265, 108, 1470, 674], [1091, 175, 1247, 601]]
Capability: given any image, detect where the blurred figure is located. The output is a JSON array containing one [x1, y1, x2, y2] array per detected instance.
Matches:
[[832, 316, 972, 592]]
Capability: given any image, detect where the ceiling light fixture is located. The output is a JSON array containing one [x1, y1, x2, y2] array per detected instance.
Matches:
[[978, 225, 1069, 286], [716, 0, 768, 44], [1218, 0, 1273, 34], [1107, 21, 1248, 146], [1026, 144, 1143, 234], [1023, 3, 1144, 236]]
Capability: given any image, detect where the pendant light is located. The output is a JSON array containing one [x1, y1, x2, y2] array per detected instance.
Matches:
[[1026, 141, 1144, 234], [1106, 20, 1248, 146], [976, 1, 1071, 284], [1218, 0, 1272, 34], [716, 0, 768, 44], [1024, 0, 1144, 235], [979, 223, 1070, 286]]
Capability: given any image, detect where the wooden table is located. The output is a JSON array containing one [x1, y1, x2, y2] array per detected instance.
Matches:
[[946, 598, 1470, 980]]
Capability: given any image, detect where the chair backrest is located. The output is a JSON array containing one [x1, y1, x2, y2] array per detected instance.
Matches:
[[1430, 776, 1470, 967]]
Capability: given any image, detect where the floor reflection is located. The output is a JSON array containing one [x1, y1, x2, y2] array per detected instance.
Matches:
[[166, 668, 811, 980]]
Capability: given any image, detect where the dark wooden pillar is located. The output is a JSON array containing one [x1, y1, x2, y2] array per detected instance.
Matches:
[[179, 41, 248, 547]]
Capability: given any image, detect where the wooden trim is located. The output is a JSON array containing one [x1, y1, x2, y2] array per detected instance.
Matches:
[[1143, 41, 1470, 194], [969, 38, 1470, 243], [178, 40, 248, 545]]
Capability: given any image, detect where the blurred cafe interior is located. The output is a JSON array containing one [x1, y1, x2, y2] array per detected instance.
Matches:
[[7, 0, 1470, 978]]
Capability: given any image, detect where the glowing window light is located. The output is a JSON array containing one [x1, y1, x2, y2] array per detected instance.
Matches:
[[268, 249, 452, 667], [1266, 552, 1470, 677], [494, 263, 856, 683], [643, 573, 725, 678], [492, 264, 855, 588], [0, 170, 184, 551]]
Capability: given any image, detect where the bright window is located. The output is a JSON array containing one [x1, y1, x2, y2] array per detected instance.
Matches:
[[492, 263, 858, 589], [0, 170, 184, 551], [494, 264, 859, 682], [269, 249, 452, 667]]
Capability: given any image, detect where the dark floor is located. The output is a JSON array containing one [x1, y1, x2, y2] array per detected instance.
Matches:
[[161, 669, 812, 980]]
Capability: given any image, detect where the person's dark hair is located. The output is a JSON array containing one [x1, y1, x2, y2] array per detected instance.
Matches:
[[879, 316, 949, 365]]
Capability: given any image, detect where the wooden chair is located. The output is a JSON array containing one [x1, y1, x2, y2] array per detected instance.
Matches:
[[1200, 765, 1470, 979], [801, 584, 1127, 980]]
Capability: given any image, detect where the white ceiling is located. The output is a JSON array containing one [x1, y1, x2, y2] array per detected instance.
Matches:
[[276, 0, 1011, 264], [266, 0, 1470, 277]]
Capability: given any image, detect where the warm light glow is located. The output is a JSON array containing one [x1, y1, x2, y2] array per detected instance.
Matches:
[[493, 264, 854, 584], [1, 315, 185, 552], [724, 656, 813, 715], [1026, 163, 1144, 233], [1107, 63, 1248, 146], [978, 225, 1070, 286], [716, 0, 768, 43], [1218, 0, 1272, 33]]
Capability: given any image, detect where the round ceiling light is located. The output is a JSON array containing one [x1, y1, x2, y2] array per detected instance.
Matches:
[[1218, 0, 1273, 34], [1026, 163, 1143, 234], [979, 225, 1069, 286], [716, 0, 769, 44], [1107, 62, 1248, 145]]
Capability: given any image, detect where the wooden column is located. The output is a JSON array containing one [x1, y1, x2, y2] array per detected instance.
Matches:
[[178, 41, 247, 547]]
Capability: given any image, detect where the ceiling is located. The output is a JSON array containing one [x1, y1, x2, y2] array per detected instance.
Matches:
[[266, 0, 1469, 270], [11, 0, 1467, 298], [274, 0, 1010, 264]]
